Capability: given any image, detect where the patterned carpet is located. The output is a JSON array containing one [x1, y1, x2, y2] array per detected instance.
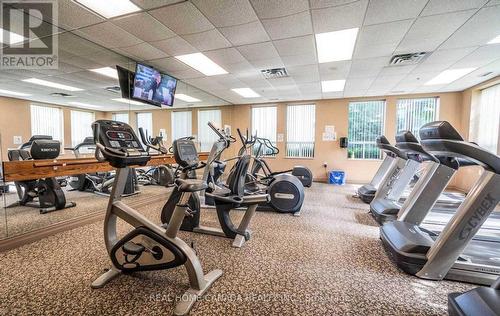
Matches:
[[0, 183, 475, 315]]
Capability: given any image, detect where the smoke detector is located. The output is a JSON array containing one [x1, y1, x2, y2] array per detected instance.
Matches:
[[261, 67, 289, 79], [389, 52, 428, 66]]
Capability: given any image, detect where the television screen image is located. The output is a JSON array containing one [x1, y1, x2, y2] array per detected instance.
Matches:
[[133, 63, 177, 107]]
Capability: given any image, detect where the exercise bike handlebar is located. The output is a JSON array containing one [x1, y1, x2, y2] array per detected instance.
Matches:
[[139, 127, 168, 154]]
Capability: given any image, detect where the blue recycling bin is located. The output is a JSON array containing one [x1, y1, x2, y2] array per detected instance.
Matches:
[[329, 170, 346, 185]]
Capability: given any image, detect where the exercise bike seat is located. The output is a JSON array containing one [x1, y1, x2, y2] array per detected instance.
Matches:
[[175, 178, 208, 193]]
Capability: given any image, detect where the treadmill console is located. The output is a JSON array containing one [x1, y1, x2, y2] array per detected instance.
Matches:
[[93, 120, 150, 168], [173, 138, 199, 168]]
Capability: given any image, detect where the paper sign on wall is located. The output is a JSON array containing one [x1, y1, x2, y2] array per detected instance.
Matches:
[[277, 133, 284, 142], [224, 124, 231, 136], [13, 136, 22, 145], [322, 132, 337, 141], [325, 125, 335, 134]]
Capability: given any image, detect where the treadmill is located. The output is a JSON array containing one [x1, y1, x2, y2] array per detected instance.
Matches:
[[357, 136, 407, 203], [380, 121, 500, 286], [370, 130, 466, 225], [448, 277, 500, 316]]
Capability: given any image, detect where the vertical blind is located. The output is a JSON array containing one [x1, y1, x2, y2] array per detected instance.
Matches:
[[171, 111, 192, 141], [286, 104, 315, 158], [137, 112, 153, 141], [471, 84, 500, 154], [112, 112, 129, 124], [348, 100, 385, 159], [198, 109, 221, 151], [71, 110, 94, 146], [396, 97, 439, 138], [30, 105, 63, 143], [252, 106, 277, 156]]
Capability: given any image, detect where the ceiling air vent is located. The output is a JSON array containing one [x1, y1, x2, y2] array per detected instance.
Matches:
[[389, 52, 428, 66], [50, 92, 75, 97], [105, 86, 121, 93], [261, 67, 289, 79]]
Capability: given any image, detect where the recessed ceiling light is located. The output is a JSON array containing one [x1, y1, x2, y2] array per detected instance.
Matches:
[[112, 98, 145, 106], [0, 88, 31, 97], [68, 101, 102, 109], [487, 35, 500, 44], [23, 78, 83, 91], [424, 68, 477, 85], [231, 88, 260, 98], [90, 67, 118, 79], [175, 94, 201, 102], [175, 53, 228, 76], [74, 0, 141, 19], [0, 28, 25, 45], [315, 28, 359, 63], [321, 80, 346, 92]]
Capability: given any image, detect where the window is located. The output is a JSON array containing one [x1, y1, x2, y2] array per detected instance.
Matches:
[[30, 105, 63, 142], [136, 112, 153, 141], [348, 100, 385, 159], [197, 109, 221, 152], [286, 104, 315, 158], [171, 111, 192, 141], [470, 84, 500, 154], [71, 110, 94, 146], [396, 97, 439, 138], [112, 112, 129, 124], [252, 106, 277, 156]]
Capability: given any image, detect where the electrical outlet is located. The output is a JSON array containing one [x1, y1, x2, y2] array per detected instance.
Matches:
[[323, 162, 328, 168], [13, 136, 22, 145]]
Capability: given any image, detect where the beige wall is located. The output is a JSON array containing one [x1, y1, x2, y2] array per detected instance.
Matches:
[[1, 78, 497, 188]]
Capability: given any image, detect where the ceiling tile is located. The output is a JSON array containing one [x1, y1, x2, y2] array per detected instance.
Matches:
[[364, 0, 428, 25], [149, 2, 214, 35], [59, 32, 104, 56], [248, 58, 285, 69], [63, 55, 106, 69], [354, 19, 413, 59], [117, 42, 169, 61], [310, 0, 362, 9], [318, 60, 352, 79], [191, 0, 258, 27], [440, 5, 500, 49], [261, 11, 313, 40], [274, 35, 316, 57], [219, 21, 270, 46], [311, 0, 368, 33], [344, 77, 376, 91], [413, 47, 478, 72], [237, 41, 280, 61], [377, 65, 417, 76], [131, 0, 183, 10], [250, 0, 309, 19], [286, 64, 320, 83], [395, 10, 476, 53], [57, 0, 105, 30], [349, 56, 390, 78], [204, 48, 247, 65], [282, 54, 318, 67], [169, 68, 205, 80], [369, 74, 407, 91], [452, 45, 500, 68], [150, 36, 197, 56], [421, 0, 487, 16], [182, 29, 232, 51], [112, 13, 176, 42], [74, 22, 143, 49], [147, 57, 191, 72]]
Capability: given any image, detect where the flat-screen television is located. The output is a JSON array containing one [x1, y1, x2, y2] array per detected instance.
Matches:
[[133, 63, 177, 107], [116, 65, 134, 99]]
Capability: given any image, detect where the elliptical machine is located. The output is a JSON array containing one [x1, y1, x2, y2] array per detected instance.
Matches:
[[136, 128, 175, 187], [161, 122, 269, 248], [251, 137, 313, 187], [90, 120, 222, 316], [239, 129, 305, 216], [7, 135, 76, 214], [66, 137, 139, 196]]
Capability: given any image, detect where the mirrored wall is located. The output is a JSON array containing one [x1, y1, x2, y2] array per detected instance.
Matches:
[[0, 29, 229, 241]]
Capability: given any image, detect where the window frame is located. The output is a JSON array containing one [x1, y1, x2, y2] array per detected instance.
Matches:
[[136, 112, 153, 141], [197, 108, 222, 152], [396, 97, 440, 139], [285, 103, 316, 159], [347, 99, 386, 161], [70, 109, 95, 147], [251, 105, 278, 157], [112, 112, 129, 124], [171, 110, 193, 142], [30, 104, 64, 145]]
